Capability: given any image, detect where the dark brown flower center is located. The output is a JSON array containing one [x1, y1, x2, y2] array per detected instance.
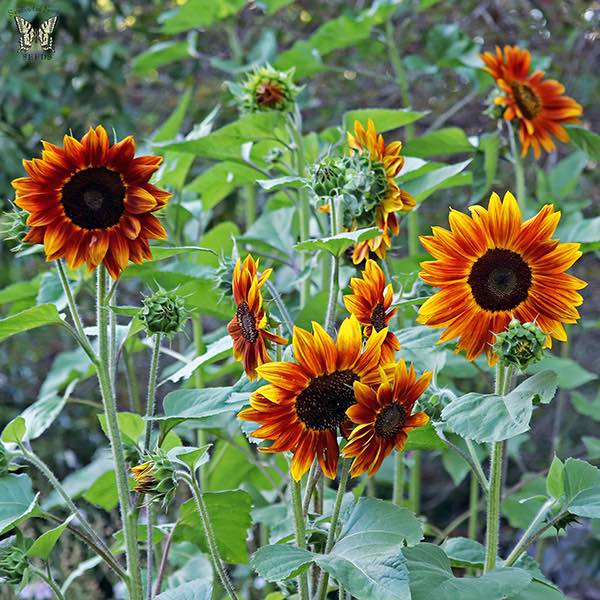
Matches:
[[61, 167, 125, 229], [510, 81, 542, 120], [236, 301, 259, 343], [295, 370, 358, 431], [255, 81, 285, 108], [370, 302, 387, 332], [468, 248, 532, 311], [374, 402, 406, 439]]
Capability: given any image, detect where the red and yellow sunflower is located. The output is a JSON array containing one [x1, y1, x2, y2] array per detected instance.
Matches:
[[342, 359, 430, 477], [238, 315, 388, 480], [347, 119, 415, 264], [417, 191, 586, 365], [227, 255, 287, 380], [12, 126, 170, 279], [481, 45, 583, 158], [344, 259, 400, 363]]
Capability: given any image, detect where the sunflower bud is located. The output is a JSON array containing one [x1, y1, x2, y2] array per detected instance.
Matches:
[[0, 205, 30, 252], [0, 536, 29, 586], [131, 451, 177, 508], [214, 252, 237, 302], [310, 157, 346, 198], [0, 444, 11, 477], [235, 65, 300, 113], [493, 318, 547, 370], [140, 289, 187, 337]]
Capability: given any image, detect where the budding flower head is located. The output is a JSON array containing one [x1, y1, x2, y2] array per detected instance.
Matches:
[[214, 246, 239, 303], [0, 535, 29, 586], [0, 204, 30, 253], [233, 65, 300, 113], [310, 156, 346, 199], [493, 318, 547, 370], [131, 450, 177, 508], [140, 287, 187, 338]]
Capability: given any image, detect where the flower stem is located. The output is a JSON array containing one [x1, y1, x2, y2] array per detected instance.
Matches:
[[468, 471, 479, 541], [393, 451, 405, 505], [504, 498, 556, 566], [185, 474, 239, 600], [264, 279, 294, 338], [30, 566, 66, 600], [146, 505, 155, 600], [316, 459, 351, 600], [408, 451, 422, 515], [324, 196, 340, 335], [507, 123, 526, 205], [96, 266, 142, 600], [484, 363, 513, 572], [290, 474, 309, 600], [302, 459, 321, 517], [143, 333, 161, 453]]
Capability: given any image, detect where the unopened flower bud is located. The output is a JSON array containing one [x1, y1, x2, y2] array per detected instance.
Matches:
[[131, 451, 177, 508], [493, 318, 547, 370], [140, 288, 187, 337], [310, 157, 346, 198], [0, 536, 29, 586], [0, 205, 30, 252], [235, 65, 300, 114]]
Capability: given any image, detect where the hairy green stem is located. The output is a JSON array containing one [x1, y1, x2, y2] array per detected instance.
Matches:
[[96, 267, 142, 600], [409, 451, 421, 514], [324, 196, 340, 335], [316, 459, 351, 600], [290, 475, 310, 600], [302, 460, 321, 517], [31, 566, 66, 600], [264, 279, 294, 338], [192, 316, 208, 490], [56, 260, 88, 344], [186, 474, 239, 600], [507, 123, 526, 205], [393, 452, 404, 506], [484, 363, 513, 572], [468, 471, 479, 541], [143, 333, 161, 453], [146, 506, 155, 600], [504, 499, 556, 566]]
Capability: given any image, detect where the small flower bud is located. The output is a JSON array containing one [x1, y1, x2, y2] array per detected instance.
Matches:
[[234, 65, 300, 114], [493, 318, 547, 370], [140, 288, 187, 337], [310, 157, 346, 198], [0, 536, 29, 586], [131, 451, 177, 508], [0, 205, 30, 252]]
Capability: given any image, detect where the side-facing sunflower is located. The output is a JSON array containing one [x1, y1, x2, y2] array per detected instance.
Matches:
[[481, 45, 582, 159], [344, 259, 400, 363], [12, 125, 171, 279], [238, 316, 388, 480], [347, 119, 415, 264], [227, 255, 287, 380], [342, 359, 431, 477], [417, 191, 586, 364]]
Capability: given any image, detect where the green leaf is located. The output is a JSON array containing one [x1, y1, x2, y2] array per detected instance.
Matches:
[[404, 423, 446, 451], [510, 581, 569, 600], [403, 128, 475, 158], [167, 445, 211, 471], [526, 356, 597, 390], [583, 437, 600, 460], [565, 125, 600, 160], [98, 412, 144, 446], [27, 515, 74, 560], [37, 270, 73, 312], [174, 490, 252, 564], [251, 545, 313, 581], [160, 0, 245, 33], [257, 175, 306, 191], [403, 544, 532, 600], [343, 109, 427, 133], [395, 326, 447, 373], [443, 537, 485, 568], [0, 474, 37, 534], [547, 456, 565, 499], [557, 216, 600, 252], [563, 458, 600, 518], [401, 160, 472, 203], [441, 371, 558, 442], [152, 88, 193, 143], [83, 471, 118, 511], [146, 246, 216, 261], [131, 41, 191, 75], [0, 304, 63, 343], [1, 416, 26, 443], [155, 578, 213, 600], [0, 279, 40, 307], [294, 227, 381, 256], [546, 151, 587, 201]]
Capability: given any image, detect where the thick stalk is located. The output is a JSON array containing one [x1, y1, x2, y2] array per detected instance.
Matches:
[[123, 347, 142, 414], [504, 499, 555, 566], [31, 567, 66, 600], [408, 451, 421, 514], [290, 476, 310, 600], [484, 363, 513, 572], [302, 460, 320, 517], [393, 452, 404, 506], [324, 196, 340, 335], [146, 506, 155, 600], [192, 316, 208, 489], [143, 333, 162, 453], [264, 279, 294, 338], [507, 123, 526, 205], [316, 459, 351, 600], [96, 267, 142, 600], [153, 528, 173, 596], [186, 475, 240, 600], [468, 471, 479, 541]]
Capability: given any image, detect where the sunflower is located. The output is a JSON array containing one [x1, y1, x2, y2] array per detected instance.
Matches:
[[238, 316, 388, 480], [12, 125, 171, 279], [347, 119, 415, 264], [227, 255, 287, 380], [481, 45, 583, 159], [342, 359, 431, 477], [344, 259, 400, 362], [417, 191, 586, 365]]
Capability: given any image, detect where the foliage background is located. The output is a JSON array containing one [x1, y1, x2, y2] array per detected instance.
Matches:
[[0, 0, 598, 598]]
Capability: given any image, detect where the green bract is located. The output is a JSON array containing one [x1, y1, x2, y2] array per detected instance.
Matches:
[[140, 288, 187, 337], [0, 535, 29, 586], [131, 450, 178, 508], [493, 318, 547, 371]]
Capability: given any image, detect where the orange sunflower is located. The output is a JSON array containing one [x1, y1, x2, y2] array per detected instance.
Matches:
[[417, 191, 586, 365], [238, 315, 388, 480], [343, 259, 400, 363], [481, 45, 583, 158], [343, 359, 431, 477], [12, 125, 171, 279], [347, 119, 415, 264], [227, 255, 287, 380]]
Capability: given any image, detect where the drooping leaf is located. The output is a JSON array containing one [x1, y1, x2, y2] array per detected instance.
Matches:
[[132, 41, 192, 74], [0, 474, 38, 534], [563, 458, 600, 518], [400, 160, 472, 203], [526, 356, 597, 390], [294, 228, 381, 256], [27, 515, 74, 560], [565, 125, 600, 161], [0, 304, 63, 343]]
